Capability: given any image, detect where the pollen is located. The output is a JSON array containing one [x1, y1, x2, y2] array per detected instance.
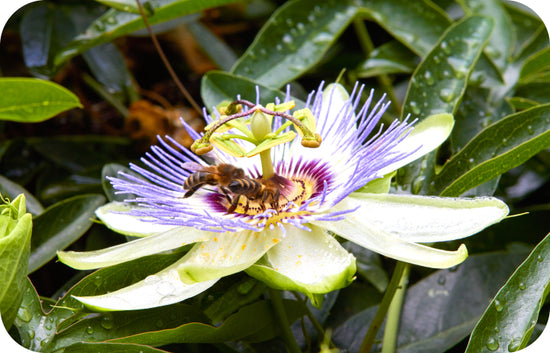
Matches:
[[242, 244, 247, 250]]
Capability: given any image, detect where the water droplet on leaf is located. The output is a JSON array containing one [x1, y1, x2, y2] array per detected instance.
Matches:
[[486, 337, 499, 351]]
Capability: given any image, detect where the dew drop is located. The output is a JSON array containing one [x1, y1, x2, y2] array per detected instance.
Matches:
[[424, 71, 434, 86], [502, 138, 508, 146], [101, 315, 114, 330], [286, 18, 293, 26], [144, 275, 160, 284], [308, 14, 315, 22], [276, 44, 283, 51], [45, 324, 52, 330], [518, 282, 526, 290], [409, 101, 421, 115], [94, 275, 102, 287], [156, 281, 175, 296], [437, 275, 446, 285], [486, 337, 499, 351], [29, 330, 35, 339], [18, 308, 32, 323], [468, 158, 475, 165], [439, 88, 455, 103], [440, 41, 451, 54], [156, 319, 164, 328], [537, 255, 543, 262], [106, 16, 117, 25], [494, 299, 504, 312], [296, 22, 305, 32], [94, 21, 106, 31], [412, 175, 425, 194], [86, 326, 94, 334], [508, 338, 522, 352], [247, 51, 257, 61], [527, 125, 534, 134], [312, 32, 332, 44], [494, 326, 500, 333], [282, 34, 293, 44]]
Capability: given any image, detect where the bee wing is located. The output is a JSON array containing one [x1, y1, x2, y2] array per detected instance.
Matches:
[[181, 162, 204, 172]]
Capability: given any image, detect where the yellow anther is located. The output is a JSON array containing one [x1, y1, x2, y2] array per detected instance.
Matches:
[[301, 133, 322, 148]]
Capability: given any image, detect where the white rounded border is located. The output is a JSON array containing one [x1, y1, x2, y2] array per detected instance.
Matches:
[[0, 0, 548, 352]]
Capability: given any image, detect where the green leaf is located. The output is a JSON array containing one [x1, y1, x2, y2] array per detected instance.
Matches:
[[231, 0, 358, 87], [397, 16, 493, 193], [94, 0, 154, 15], [457, 0, 514, 71], [466, 233, 550, 353], [14, 251, 192, 350], [108, 300, 306, 345], [433, 104, 550, 197], [83, 42, 135, 98], [0, 195, 32, 329], [333, 252, 528, 353], [186, 20, 238, 71], [29, 194, 106, 274], [0, 78, 82, 123], [401, 16, 494, 121], [519, 47, 550, 84], [201, 71, 291, 112], [54, 0, 241, 68], [63, 342, 170, 353], [0, 175, 44, 216], [358, 0, 451, 56], [356, 41, 417, 78]]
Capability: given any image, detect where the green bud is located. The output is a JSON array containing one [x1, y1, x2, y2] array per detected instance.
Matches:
[[0, 194, 32, 329]]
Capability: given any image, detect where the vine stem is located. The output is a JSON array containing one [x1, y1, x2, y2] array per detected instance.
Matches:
[[382, 263, 410, 353], [268, 288, 302, 353], [135, 0, 202, 114], [359, 261, 409, 353]]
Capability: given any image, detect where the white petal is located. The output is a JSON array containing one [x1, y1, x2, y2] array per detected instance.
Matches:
[[58, 227, 213, 270], [95, 202, 175, 237], [175, 227, 284, 283], [314, 216, 468, 269], [343, 193, 509, 242], [73, 266, 217, 311], [377, 113, 454, 176], [246, 225, 355, 298]]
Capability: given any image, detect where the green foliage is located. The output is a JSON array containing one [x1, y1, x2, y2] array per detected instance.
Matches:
[[0, 194, 32, 329], [0, 78, 82, 122], [2, 0, 549, 351], [466, 233, 550, 352]]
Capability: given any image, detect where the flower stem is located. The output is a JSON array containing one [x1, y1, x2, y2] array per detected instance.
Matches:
[[359, 261, 409, 353], [268, 288, 302, 353], [382, 263, 410, 353]]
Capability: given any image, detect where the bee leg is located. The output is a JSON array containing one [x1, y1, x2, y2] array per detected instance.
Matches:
[[227, 195, 241, 213], [219, 186, 232, 203], [184, 183, 205, 198], [273, 190, 280, 210]]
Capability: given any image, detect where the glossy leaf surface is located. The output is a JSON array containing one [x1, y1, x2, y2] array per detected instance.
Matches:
[[0, 78, 81, 122]]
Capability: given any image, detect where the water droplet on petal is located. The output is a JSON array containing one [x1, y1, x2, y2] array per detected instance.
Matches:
[[537, 255, 543, 262], [86, 326, 94, 334], [518, 282, 526, 290], [157, 280, 175, 296]]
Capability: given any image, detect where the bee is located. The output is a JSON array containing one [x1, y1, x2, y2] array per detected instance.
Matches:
[[182, 162, 246, 201], [226, 176, 282, 213], [182, 162, 285, 214]]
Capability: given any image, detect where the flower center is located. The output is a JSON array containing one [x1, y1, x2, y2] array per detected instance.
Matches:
[[225, 174, 316, 216]]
